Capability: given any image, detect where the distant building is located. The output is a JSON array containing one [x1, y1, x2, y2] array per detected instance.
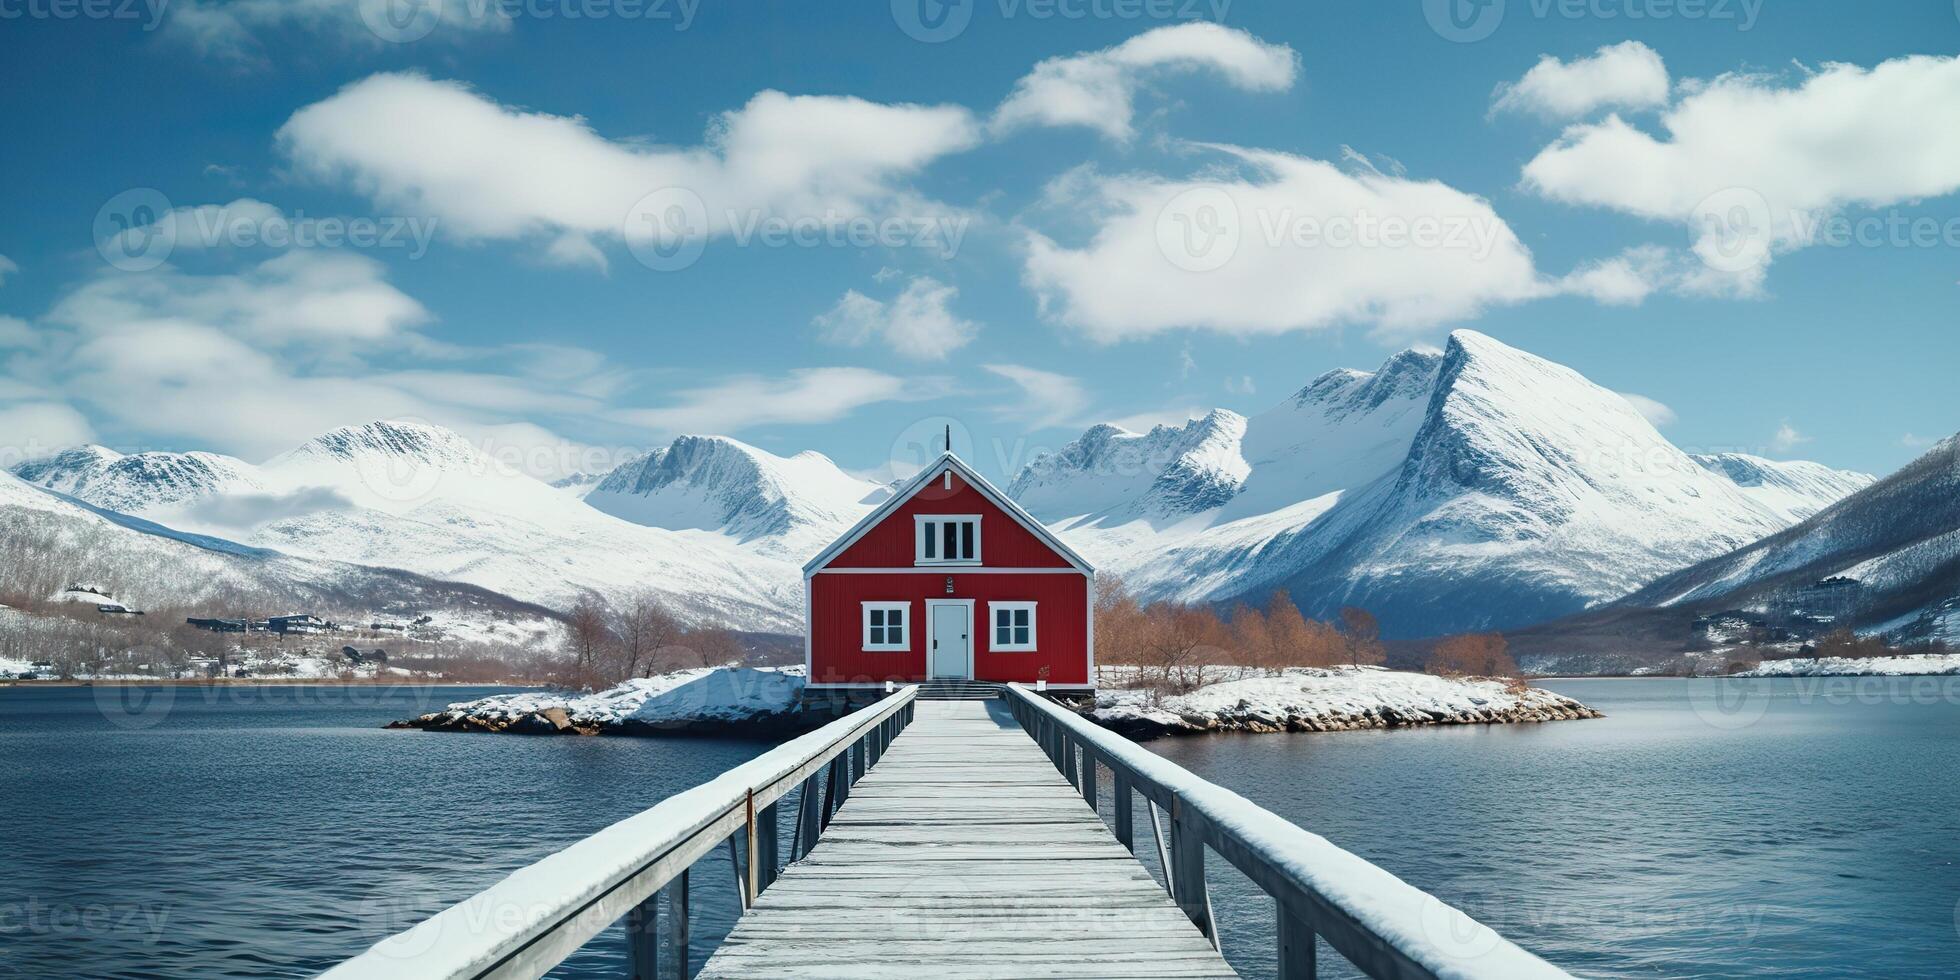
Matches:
[[268, 615, 329, 635], [187, 617, 248, 633]]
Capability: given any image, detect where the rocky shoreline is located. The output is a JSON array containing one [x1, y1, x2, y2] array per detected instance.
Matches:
[[1082, 667, 1603, 740], [385, 665, 1603, 741]]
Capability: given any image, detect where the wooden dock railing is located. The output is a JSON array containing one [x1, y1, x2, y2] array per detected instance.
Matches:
[[321, 687, 916, 980], [1005, 683, 1570, 980]]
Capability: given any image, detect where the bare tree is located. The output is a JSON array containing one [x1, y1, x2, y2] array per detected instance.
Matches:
[[612, 589, 682, 679], [1338, 606, 1386, 668], [1425, 633, 1518, 677], [566, 597, 612, 689]]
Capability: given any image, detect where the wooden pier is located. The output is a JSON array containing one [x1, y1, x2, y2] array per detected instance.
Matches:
[[327, 684, 1571, 980], [697, 700, 1235, 978]]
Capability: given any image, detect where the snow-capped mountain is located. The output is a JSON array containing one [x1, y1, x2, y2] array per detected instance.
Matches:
[[11, 421, 842, 630], [583, 436, 884, 560], [1013, 331, 1873, 638], [1612, 433, 1960, 643], [0, 466, 557, 641], [13, 445, 266, 513]]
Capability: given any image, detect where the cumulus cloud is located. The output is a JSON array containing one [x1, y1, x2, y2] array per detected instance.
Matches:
[[1020, 145, 1547, 341], [1491, 41, 1669, 119], [0, 402, 96, 464], [175, 485, 358, 529], [814, 276, 978, 360], [992, 23, 1298, 142], [48, 250, 428, 347], [277, 73, 979, 264], [1522, 54, 1960, 291], [614, 368, 928, 435], [983, 364, 1090, 429], [1617, 392, 1677, 428]]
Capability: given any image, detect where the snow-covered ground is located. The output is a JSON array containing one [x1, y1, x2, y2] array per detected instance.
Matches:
[[397, 666, 808, 734], [1089, 665, 1600, 738], [1737, 653, 1960, 677]]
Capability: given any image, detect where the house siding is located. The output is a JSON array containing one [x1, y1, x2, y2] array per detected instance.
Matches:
[[808, 572, 1089, 686], [825, 471, 1075, 569]]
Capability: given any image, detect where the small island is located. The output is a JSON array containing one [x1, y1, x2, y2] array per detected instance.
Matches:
[[389, 663, 1600, 739]]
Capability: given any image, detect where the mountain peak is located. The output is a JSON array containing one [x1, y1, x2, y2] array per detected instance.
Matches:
[[292, 420, 482, 466]]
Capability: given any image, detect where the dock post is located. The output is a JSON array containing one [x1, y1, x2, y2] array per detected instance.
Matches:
[[666, 869, 689, 979], [795, 773, 821, 859], [1278, 901, 1316, 980], [1112, 773, 1134, 852], [756, 800, 780, 893], [1080, 746, 1097, 809], [1168, 799, 1213, 944], [626, 892, 658, 979]]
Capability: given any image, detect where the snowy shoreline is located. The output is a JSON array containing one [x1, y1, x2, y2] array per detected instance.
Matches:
[[1733, 652, 1960, 678], [1085, 666, 1601, 739], [390, 664, 1601, 739]]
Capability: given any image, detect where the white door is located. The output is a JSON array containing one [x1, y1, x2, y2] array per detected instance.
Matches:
[[928, 603, 972, 680]]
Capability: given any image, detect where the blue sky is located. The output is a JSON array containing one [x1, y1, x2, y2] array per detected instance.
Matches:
[[1, 0, 1957, 483]]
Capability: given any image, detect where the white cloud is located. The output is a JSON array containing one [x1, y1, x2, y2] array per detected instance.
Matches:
[[0, 254, 17, 287], [1225, 375, 1255, 396], [165, 0, 508, 60], [1522, 54, 1960, 290], [48, 250, 428, 347], [1492, 41, 1670, 119], [1021, 145, 1546, 341], [813, 276, 978, 360], [1901, 433, 1933, 449], [615, 368, 925, 435], [1616, 392, 1677, 428], [0, 316, 33, 348], [1771, 421, 1811, 452], [0, 402, 95, 464], [277, 73, 979, 263], [992, 23, 1297, 142], [983, 364, 1090, 429]]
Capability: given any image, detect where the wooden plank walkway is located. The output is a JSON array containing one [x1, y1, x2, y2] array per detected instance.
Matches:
[[697, 699, 1239, 979]]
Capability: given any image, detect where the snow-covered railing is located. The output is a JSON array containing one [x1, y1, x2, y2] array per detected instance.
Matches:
[[322, 687, 917, 980], [1005, 684, 1571, 980]]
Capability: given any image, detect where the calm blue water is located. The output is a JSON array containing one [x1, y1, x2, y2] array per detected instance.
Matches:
[[4, 677, 1958, 978]]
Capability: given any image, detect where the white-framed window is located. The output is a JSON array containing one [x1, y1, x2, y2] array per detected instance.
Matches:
[[989, 601, 1037, 652], [862, 602, 910, 651], [915, 514, 980, 566]]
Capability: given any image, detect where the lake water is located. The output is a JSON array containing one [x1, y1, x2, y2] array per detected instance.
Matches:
[[3, 677, 1958, 978]]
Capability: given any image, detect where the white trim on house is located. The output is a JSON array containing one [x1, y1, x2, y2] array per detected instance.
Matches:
[[860, 601, 911, 652], [987, 601, 1038, 652], [914, 513, 981, 566], [801, 452, 1093, 577]]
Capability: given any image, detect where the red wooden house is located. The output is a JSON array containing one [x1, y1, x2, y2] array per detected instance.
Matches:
[[803, 452, 1095, 695]]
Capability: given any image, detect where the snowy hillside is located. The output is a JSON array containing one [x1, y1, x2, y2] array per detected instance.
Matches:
[[0, 467, 558, 642], [1611, 434, 1960, 644], [1014, 331, 1872, 638], [13, 421, 816, 630]]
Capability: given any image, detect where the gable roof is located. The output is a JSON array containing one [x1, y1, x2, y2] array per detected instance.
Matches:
[[803, 452, 1093, 576]]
